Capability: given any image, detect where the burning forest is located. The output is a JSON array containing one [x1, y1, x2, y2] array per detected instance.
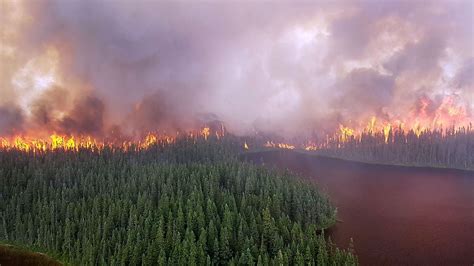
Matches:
[[1, 0, 473, 145], [0, 0, 473, 265]]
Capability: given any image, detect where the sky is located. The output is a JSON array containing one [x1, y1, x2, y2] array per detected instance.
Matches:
[[1, 0, 473, 138]]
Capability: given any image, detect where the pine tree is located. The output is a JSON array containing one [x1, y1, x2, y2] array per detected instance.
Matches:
[[0, 137, 358, 265]]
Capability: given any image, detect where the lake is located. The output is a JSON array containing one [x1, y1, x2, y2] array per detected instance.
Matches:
[[244, 150, 474, 265]]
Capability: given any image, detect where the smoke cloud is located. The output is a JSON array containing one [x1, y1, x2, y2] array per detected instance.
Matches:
[[0, 0, 472, 137]]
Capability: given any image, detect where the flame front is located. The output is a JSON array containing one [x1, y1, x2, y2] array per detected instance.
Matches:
[[339, 125, 354, 142], [0, 96, 471, 154], [264, 141, 295, 150], [0, 126, 225, 153]]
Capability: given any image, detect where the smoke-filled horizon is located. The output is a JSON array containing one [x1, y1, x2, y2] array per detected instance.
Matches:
[[1, 0, 473, 138]]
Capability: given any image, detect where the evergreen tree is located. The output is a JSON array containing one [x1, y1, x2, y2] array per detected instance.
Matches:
[[0, 136, 357, 265]]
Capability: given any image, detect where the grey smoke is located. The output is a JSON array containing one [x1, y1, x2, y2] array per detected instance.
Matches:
[[0, 0, 472, 137]]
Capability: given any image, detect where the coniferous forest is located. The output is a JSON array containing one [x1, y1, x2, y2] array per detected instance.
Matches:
[[318, 126, 473, 170], [0, 136, 357, 265]]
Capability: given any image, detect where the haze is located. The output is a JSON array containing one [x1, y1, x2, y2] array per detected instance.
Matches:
[[1, 0, 473, 138]]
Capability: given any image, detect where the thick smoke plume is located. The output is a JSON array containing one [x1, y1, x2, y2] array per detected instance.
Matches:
[[0, 0, 473, 138]]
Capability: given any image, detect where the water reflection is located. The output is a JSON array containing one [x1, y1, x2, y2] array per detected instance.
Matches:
[[245, 151, 474, 266]]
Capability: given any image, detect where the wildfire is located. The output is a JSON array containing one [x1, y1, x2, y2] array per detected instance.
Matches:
[[0, 125, 222, 153], [0, 95, 471, 153], [304, 144, 318, 151], [339, 125, 354, 142], [264, 141, 295, 150], [366, 116, 377, 133], [383, 124, 391, 143], [141, 133, 158, 149], [1, 134, 99, 152], [201, 127, 210, 140], [331, 95, 472, 144], [413, 122, 424, 137]]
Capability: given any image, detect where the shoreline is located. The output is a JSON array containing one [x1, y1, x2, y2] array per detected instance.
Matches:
[[242, 148, 474, 174], [0, 243, 62, 266]]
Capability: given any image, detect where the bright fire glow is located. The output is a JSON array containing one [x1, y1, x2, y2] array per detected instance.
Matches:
[[0, 94, 471, 153], [0, 126, 222, 152]]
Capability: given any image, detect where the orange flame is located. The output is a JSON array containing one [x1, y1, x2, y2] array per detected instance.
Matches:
[[0, 126, 223, 153], [201, 127, 210, 140], [0, 95, 471, 154], [383, 124, 391, 143], [264, 141, 295, 149], [339, 125, 354, 142]]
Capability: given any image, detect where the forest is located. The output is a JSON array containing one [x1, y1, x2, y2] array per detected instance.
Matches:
[[317, 126, 474, 170], [0, 136, 357, 265]]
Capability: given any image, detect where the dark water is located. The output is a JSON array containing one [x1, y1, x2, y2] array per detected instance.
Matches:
[[244, 151, 474, 266]]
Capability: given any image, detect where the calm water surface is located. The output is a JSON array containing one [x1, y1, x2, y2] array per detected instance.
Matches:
[[245, 151, 474, 266]]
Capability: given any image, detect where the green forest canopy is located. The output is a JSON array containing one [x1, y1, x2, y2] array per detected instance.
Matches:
[[0, 136, 357, 265]]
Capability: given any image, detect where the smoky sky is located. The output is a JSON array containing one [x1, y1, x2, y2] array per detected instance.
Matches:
[[0, 0, 473, 137]]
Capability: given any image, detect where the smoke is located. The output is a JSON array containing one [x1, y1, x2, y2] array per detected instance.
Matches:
[[0, 105, 24, 135], [332, 68, 395, 121], [0, 0, 472, 137], [59, 96, 105, 135]]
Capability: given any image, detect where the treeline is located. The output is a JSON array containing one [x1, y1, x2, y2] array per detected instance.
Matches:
[[318, 126, 474, 170], [0, 136, 357, 265]]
